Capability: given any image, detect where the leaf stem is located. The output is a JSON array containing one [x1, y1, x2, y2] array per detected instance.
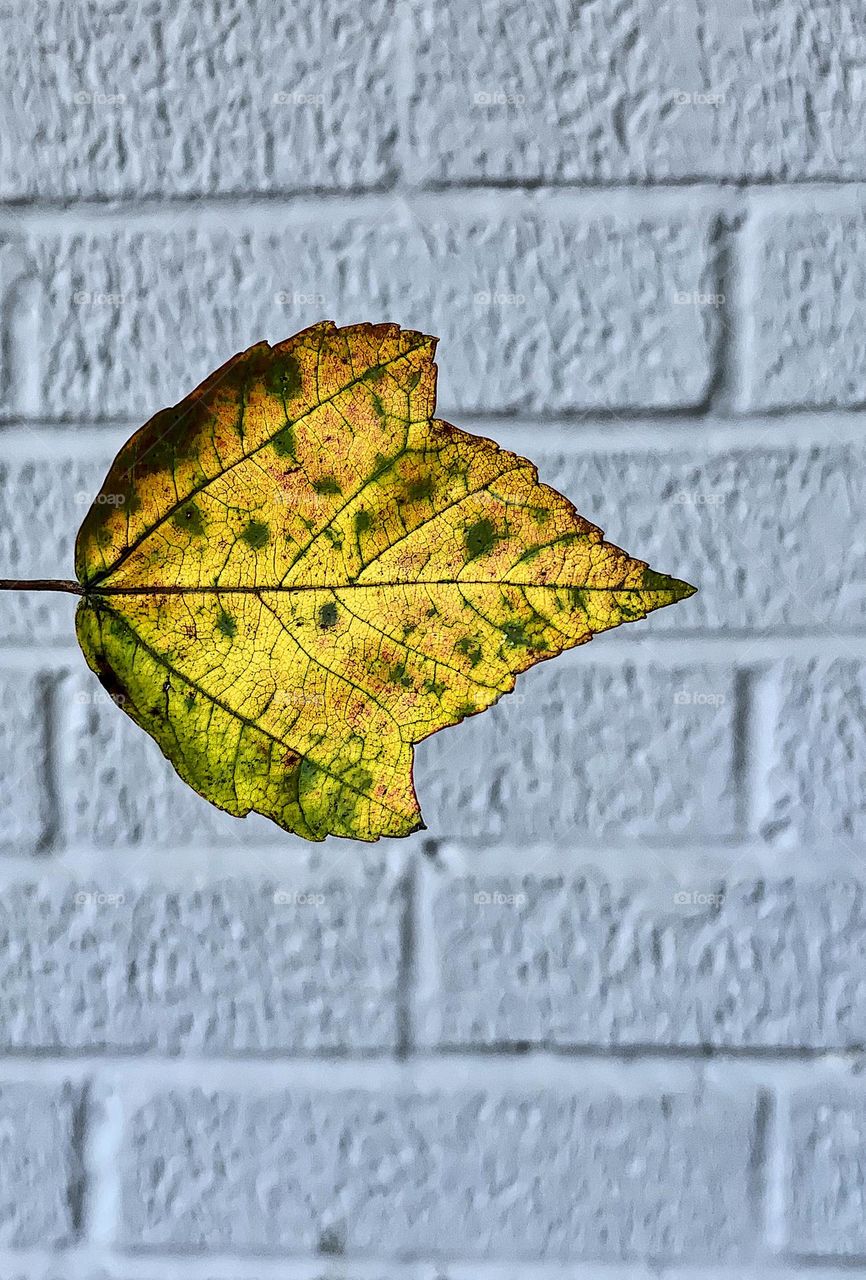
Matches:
[[0, 579, 84, 594]]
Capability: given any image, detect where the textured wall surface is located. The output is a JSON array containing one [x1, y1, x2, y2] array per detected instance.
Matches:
[[0, 1, 864, 1276]]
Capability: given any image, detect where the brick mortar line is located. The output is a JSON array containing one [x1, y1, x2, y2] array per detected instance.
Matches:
[[0, 1051, 862, 1091], [0, 179, 865, 228], [0, 186, 735, 233], [4, 408, 866, 456], [0, 836, 861, 882], [418, 838, 865, 876], [0, 1248, 821, 1279]]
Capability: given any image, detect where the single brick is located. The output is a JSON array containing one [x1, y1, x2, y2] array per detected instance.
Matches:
[[409, 0, 866, 183], [419, 874, 866, 1050], [0, 667, 53, 854], [0, 0, 397, 198], [0, 237, 35, 418], [22, 211, 715, 419], [789, 1087, 866, 1257], [536, 443, 866, 635], [762, 659, 866, 845], [121, 1084, 756, 1259], [413, 660, 738, 841], [746, 211, 866, 411], [0, 876, 403, 1053], [0, 454, 108, 643], [0, 1082, 79, 1246]]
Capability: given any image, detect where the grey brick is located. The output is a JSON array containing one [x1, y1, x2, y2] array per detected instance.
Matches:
[[0, 876, 402, 1052], [762, 659, 866, 845], [413, 661, 738, 841], [789, 1087, 866, 1257], [60, 665, 298, 845], [0, 237, 35, 418], [537, 443, 866, 635], [0, 454, 106, 643], [408, 0, 866, 184], [0, 0, 397, 199], [0, 667, 53, 854], [419, 874, 866, 1050], [121, 1084, 756, 1259], [22, 211, 715, 419], [746, 211, 866, 411], [0, 1082, 79, 1246]]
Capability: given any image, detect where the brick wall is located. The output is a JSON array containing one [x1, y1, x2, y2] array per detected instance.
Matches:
[[0, 1, 865, 1275]]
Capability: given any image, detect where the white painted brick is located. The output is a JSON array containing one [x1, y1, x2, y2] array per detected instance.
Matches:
[[0, 1082, 79, 1246], [0, 455, 105, 643], [0, 876, 403, 1052], [413, 660, 739, 841], [746, 211, 866, 410], [762, 659, 866, 845], [0, 667, 54, 854], [0, 0, 397, 198], [120, 1083, 757, 1259], [418, 873, 866, 1050], [789, 1086, 866, 1257], [408, 0, 866, 183], [19, 210, 716, 419], [537, 443, 866, 636]]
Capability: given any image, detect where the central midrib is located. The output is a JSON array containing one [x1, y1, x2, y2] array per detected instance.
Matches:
[[83, 581, 676, 595]]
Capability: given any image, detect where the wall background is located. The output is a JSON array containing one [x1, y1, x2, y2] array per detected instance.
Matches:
[[0, 0, 865, 1276]]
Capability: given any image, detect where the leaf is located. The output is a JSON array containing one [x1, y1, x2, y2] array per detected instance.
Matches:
[[75, 321, 695, 842]]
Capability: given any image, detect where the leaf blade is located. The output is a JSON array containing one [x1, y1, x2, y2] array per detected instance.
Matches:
[[75, 322, 695, 841]]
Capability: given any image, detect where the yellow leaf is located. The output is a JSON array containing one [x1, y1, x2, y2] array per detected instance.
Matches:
[[75, 321, 695, 841]]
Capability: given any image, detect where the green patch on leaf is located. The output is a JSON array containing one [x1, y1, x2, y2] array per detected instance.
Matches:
[[502, 621, 529, 646], [216, 610, 237, 639], [405, 474, 434, 502], [272, 423, 296, 457], [172, 502, 205, 537], [318, 601, 338, 629], [265, 353, 302, 402], [464, 518, 498, 561], [241, 519, 270, 549], [456, 636, 483, 667]]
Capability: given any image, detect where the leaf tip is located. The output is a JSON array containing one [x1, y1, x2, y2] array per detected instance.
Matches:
[[641, 567, 697, 602]]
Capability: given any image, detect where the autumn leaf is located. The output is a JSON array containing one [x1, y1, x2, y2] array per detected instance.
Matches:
[[74, 321, 695, 842]]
